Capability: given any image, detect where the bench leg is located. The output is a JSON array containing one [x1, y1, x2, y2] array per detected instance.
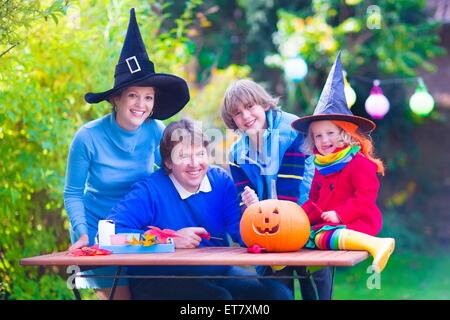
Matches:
[[108, 266, 123, 300], [73, 288, 82, 300], [329, 266, 336, 300], [302, 267, 335, 300]]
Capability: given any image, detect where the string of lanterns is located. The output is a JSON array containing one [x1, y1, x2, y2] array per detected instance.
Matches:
[[346, 74, 435, 118], [282, 55, 436, 119]]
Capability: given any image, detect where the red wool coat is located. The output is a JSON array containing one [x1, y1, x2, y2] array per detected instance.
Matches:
[[302, 152, 382, 236]]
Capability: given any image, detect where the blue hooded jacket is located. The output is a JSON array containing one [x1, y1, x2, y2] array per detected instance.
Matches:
[[229, 109, 314, 206]]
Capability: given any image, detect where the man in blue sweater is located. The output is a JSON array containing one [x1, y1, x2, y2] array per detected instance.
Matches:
[[108, 119, 293, 300]]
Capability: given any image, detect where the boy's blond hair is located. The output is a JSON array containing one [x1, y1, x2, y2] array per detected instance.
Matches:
[[221, 79, 280, 129]]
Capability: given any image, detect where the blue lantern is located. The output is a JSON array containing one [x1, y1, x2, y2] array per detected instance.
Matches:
[[283, 56, 308, 83]]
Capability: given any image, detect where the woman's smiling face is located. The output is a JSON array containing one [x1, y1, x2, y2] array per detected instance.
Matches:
[[114, 86, 155, 131]]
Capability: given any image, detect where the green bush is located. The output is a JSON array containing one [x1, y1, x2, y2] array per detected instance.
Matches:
[[0, 0, 201, 299]]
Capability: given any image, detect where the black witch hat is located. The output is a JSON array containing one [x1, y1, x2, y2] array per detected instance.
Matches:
[[85, 8, 190, 120], [292, 51, 375, 133]]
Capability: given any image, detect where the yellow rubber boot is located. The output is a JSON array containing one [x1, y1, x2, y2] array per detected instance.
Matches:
[[339, 229, 395, 273], [271, 265, 286, 272]]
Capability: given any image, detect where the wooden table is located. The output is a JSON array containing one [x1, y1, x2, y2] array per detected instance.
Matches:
[[20, 247, 369, 300]]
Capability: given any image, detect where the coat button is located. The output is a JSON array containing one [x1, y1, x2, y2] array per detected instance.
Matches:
[[330, 184, 334, 190]]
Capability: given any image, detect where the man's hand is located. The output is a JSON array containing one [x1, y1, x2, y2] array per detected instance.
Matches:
[[242, 186, 258, 207], [68, 233, 89, 252], [173, 227, 207, 248], [321, 210, 341, 224]]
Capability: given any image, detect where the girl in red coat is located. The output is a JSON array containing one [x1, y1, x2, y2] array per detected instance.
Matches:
[[292, 51, 395, 273]]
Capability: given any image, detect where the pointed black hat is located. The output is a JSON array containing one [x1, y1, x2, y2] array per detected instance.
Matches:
[[292, 51, 375, 133], [85, 8, 190, 120]]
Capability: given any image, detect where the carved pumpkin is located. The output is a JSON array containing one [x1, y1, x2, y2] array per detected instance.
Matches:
[[240, 199, 310, 252]]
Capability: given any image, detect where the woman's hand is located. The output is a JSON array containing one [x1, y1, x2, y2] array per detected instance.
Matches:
[[68, 233, 89, 252], [321, 210, 341, 224], [242, 186, 258, 207], [173, 227, 207, 249]]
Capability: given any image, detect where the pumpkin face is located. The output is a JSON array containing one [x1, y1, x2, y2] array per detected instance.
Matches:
[[240, 199, 310, 252]]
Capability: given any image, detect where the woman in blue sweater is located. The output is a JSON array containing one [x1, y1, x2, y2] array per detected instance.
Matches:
[[108, 120, 293, 300], [63, 9, 189, 299]]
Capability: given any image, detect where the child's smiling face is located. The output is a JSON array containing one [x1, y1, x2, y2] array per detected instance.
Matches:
[[231, 101, 268, 134], [310, 120, 344, 155]]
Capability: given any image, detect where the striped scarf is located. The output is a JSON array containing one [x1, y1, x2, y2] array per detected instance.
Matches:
[[229, 133, 306, 206], [314, 145, 360, 175]]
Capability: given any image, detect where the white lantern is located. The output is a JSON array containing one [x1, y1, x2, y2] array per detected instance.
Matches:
[[283, 56, 308, 83]]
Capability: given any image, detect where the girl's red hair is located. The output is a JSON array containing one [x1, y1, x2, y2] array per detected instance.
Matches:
[[332, 120, 385, 176]]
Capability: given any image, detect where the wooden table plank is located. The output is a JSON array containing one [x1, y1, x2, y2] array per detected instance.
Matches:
[[20, 247, 369, 267]]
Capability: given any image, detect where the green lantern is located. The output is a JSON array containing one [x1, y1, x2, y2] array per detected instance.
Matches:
[[409, 78, 435, 116]]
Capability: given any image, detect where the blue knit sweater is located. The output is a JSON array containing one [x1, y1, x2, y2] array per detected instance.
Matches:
[[107, 166, 243, 275], [63, 112, 164, 244]]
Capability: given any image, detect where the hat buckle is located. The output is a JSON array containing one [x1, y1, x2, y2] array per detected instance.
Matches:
[[125, 56, 141, 74]]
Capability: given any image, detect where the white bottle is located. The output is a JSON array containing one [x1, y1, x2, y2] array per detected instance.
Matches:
[[98, 220, 115, 246]]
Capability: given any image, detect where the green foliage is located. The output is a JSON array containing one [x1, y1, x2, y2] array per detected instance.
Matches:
[[0, 0, 69, 57], [379, 210, 425, 250], [266, 0, 445, 114], [0, 0, 204, 299], [186, 64, 251, 128], [181, 0, 307, 83]]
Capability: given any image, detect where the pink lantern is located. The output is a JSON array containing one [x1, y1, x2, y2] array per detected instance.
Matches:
[[365, 80, 390, 119]]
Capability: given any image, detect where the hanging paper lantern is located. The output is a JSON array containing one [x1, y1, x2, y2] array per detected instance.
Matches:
[[283, 56, 308, 83], [345, 85, 357, 108], [343, 71, 357, 108], [409, 78, 435, 116], [365, 80, 390, 119], [345, 0, 362, 5]]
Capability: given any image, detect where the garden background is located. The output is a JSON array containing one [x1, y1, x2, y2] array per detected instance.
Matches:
[[1, 0, 449, 299]]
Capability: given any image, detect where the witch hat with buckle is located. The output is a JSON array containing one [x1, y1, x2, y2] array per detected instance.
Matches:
[[85, 8, 190, 120], [292, 51, 375, 133]]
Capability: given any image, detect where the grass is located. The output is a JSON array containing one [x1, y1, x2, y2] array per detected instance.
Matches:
[[294, 249, 450, 300], [77, 250, 450, 300]]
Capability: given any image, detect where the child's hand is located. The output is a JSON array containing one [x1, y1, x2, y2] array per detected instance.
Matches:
[[242, 186, 259, 207], [321, 210, 341, 223], [173, 227, 205, 248]]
